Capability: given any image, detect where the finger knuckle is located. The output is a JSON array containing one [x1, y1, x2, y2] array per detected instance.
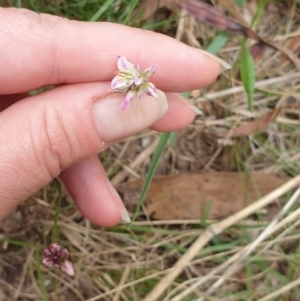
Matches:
[[30, 103, 80, 178]]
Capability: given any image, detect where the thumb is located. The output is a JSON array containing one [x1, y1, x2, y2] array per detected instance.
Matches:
[[0, 82, 168, 219]]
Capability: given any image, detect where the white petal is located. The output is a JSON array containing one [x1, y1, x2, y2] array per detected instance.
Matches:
[[122, 90, 135, 110], [143, 64, 157, 78], [144, 82, 157, 98], [117, 56, 136, 73], [111, 76, 131, 92]]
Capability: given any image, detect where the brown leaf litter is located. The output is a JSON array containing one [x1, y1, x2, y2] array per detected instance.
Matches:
[[118, 172, 290, 220], [214, 108, 282, 138]]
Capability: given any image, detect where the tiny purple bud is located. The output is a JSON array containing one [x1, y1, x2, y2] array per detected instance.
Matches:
[[49, 243, 61, 254], [43, 257, 54, 268], [42, 242, 75, 276], [60, 248, 68, 259], [60, 260, 75, 277], [43, 248, 52, 257]]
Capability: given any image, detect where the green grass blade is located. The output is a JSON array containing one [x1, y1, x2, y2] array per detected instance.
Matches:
[[206, 32, 229, 55], [28, 0, 39, 11], [251, 0, 268, 28], [200, 201, 212, 227], [35, 249, 50, 301], [239, 39, 255, 112], [235, 0, 248, 6], [89, 0, 115, 22], [168, 132, 178, 147], [131, 133, 171, 224], [123, 0, 140, 25], [16, 0, 22, 7], [142, 18, 175, 30], [0, 238, 37, 247]]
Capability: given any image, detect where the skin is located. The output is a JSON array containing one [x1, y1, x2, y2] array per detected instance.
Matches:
[[0, 8, 220, 226]]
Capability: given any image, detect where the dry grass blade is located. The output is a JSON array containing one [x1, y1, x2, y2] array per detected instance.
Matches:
[[112, 265, 130, 301], [180, 0, 300, 69], [197, 72, 300, 102], [44, 269, 85, 301], [280, 34, 300, 64], [257, 278, 300, 301], [85, 270, 168, 301], [215, 0, 248, 27], [13, 248, 34, 299], [172, 205, 300, 301], [138, 0, 177, 20], [144, 175, 300, 301], [111, 138, 158, 185], [2, 2, 300, 301], [196, 187, 300, 301]]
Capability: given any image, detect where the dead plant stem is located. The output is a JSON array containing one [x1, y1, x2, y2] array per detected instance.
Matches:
[[197, 72, 300, 102]]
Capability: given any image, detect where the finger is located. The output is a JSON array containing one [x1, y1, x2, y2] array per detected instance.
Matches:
[[0, 82, 169, 220], [0, 91, 196, 132], [60, 157, 129, 227], [0, 8, 220, 94]]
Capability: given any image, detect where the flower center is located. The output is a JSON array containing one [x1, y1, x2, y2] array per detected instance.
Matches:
[[53, 254, 61, 265]]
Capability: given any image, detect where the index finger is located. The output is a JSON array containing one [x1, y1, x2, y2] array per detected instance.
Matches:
[[0, 8, 220, 94]]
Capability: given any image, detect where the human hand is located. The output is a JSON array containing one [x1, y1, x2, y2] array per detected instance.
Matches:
[[0, 8, 220, 226]]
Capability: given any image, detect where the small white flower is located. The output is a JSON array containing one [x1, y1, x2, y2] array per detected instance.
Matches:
[[110, 56, 157, 110]]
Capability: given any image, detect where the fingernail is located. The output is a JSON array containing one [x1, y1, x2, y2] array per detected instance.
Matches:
[[92, 89, 168, 142], [119, 206, 131, 223], [106, 179, 131, 223], [176, 93, 202, 115], [196, 48, 231, 73]]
